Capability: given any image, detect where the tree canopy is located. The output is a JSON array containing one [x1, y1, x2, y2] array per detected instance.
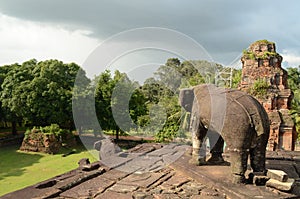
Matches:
[[94, 70, 147, 139], [0, 57, 297, 143], [287, 66, 300, 136], [0, 59, 88, 129]]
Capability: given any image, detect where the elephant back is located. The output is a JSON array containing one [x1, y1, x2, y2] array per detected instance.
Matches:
[[193, 84, 222, 98], [227, 90, 270, 137], [192, 84, 269, 137]]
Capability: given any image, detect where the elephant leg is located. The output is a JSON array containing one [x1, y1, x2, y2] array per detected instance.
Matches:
[[207, 132, 224, 164], [250, 134, 268, 173], [229, 150, 249, 183], [190, 128, 207, 165], [189, 113, 207, 165]]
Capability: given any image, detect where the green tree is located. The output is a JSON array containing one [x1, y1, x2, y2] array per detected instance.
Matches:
[[71, 65, 93, 134], [155, 61, 182, 92], [95, 70, 147, 140], [1, 59, 85, 129], [0, 63, 22, 134], [141, 77, 164, 104], [141, 58, 224, 142], [231, 69, 242, 88], [179, 61, 205, 87], [155, 94, 181, 142], [94, 70, 116, 135], [287, 67, 300, 137]]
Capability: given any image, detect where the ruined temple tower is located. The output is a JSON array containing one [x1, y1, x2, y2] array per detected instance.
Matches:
[[240, 40, 296, 151]]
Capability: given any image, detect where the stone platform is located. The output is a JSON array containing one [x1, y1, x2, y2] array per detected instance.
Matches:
[[2, 143, 300, 199]]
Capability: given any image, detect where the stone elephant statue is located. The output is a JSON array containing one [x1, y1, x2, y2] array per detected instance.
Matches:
[[179, 84, 270, 183]]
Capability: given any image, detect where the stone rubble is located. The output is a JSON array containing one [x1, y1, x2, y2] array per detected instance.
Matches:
[[266, 178, 295, 192], [267, 169, 288, 182], [263, 168, 298, 193]]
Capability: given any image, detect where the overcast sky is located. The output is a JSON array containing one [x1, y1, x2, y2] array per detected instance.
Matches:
[[0, 0, 300, 77]]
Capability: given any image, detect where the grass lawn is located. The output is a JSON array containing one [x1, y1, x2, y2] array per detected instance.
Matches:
[[0, 144, 98, 196]]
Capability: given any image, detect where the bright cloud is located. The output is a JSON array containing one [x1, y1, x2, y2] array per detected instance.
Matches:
[[0, 13, 100, 66], [281, 49, 300, 68]]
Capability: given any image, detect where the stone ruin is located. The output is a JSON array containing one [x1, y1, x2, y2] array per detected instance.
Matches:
[[20, 132, 61, 154], [3, 40, 300, 199], [20, 129, 76, 154], [239, 40, 297, 151]]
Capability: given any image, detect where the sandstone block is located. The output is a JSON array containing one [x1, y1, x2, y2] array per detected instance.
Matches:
[[95, 191, 132, 199], [109, 183, 138, 193], [267, 169, 288, 182], [267, 163, 299, 179], [266, 178, 295, 192]]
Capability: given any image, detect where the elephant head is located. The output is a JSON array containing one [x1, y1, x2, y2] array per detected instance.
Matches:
[[179, 84, 217, 113], [179, 88, 194, 112]]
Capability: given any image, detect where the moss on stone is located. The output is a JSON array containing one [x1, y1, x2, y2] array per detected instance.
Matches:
[[259, 51, 279, 59], [253, 39, 275, 45], [243, 39, 277, 60], [242, 49, 256, 60]]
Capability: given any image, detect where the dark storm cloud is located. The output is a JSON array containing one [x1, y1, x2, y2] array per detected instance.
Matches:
[[0, 0, 300, 64], [0, 0, 254, 35]]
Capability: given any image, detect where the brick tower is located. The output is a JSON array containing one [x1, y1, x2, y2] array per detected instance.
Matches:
[[239, 40, 296, 151]]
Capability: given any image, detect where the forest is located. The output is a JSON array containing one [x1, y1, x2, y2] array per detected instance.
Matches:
[[0, 58, 299, 142]]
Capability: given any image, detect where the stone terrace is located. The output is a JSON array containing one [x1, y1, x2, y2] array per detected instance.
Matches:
[[2, 143, 300, 199]]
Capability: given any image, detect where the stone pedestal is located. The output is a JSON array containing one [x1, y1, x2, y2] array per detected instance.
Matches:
[[239, 40, 297, 151]]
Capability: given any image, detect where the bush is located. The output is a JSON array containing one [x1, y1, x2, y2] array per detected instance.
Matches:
[[249, 79, 270, 98], [40, 124, 67, 139], [155, 113, 181, 143]]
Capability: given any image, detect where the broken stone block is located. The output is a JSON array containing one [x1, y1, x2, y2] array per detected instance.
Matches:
[[35, 180, 57, 189], [267, 169, 288, 182], [82, 162, 100, 171], [78, 158, 90, 167], [253, 175, 270, 186], [266, 178, 295, 192]]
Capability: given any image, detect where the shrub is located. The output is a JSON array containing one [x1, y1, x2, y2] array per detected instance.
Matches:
[[40, 124, 67, 139], [249, 79, 270, 98], [155, 112, 181, 143]]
